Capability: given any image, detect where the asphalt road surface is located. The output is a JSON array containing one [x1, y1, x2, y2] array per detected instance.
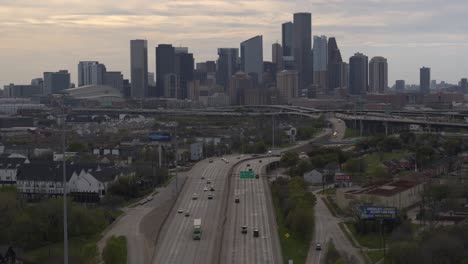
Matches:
[[221, 157, 282, 264], [306, 191, 364, 264], [97, 171, 185, 264], [152, 157, 238, 264]]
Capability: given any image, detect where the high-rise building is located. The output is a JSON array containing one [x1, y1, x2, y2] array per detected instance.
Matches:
[[277, 70, 299, 104], [420, 67, 431, 95], [148, 72, 156, 87], [272, 43, 283, 71], [313, 35, 328, 72], [164, 73, 179, 98], [293, 13, 312, 89], [196, 62, 207, 72], [263, 62, 277, 84], [327, 37, 344, 93], [130, 39, 148, 98], [240, 35, 263, 84], [313, 35, 328, 94], [395, 80, 405, 92], [460, 78, 468, 94], [216, 48, 239, 89], [282, 22, 294, 57], [43, 70, 70, 95], [156, 44, 175, 97], [3, 84, 42, 97], [369, 56, 388, 94], [175, 52, 194, 99], [78, 61, 106, 86], [349, 53, 368, 95], [205, 61, 216, 73], [229, 71, 254, 105], [104, 71, 124, 91]]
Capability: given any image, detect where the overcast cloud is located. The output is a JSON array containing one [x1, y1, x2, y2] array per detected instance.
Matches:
[[1, 0, 468, 86]]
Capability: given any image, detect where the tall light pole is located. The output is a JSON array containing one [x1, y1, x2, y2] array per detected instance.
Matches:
[[60, 112, 68, 264]]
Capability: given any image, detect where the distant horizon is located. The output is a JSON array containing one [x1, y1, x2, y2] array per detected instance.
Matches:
[[1, 0, 468, 87]]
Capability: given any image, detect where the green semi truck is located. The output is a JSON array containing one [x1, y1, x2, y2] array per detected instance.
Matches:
[[193, 218, 202, 240]]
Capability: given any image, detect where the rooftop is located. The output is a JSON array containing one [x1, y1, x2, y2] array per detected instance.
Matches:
[[351, 180, 421, 197]]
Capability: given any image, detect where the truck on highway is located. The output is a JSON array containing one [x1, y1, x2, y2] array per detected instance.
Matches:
[[193, 218, 202, 240]]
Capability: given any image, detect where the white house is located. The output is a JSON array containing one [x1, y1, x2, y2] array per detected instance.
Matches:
[[303, 169, 324, 184]]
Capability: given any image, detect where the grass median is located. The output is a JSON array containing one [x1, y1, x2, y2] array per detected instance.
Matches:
[[102, 235, 127, 264], [271, 177, 316, 264]]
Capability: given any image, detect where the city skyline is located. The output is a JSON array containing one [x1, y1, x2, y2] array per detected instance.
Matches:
[[1, 0, 468, 86]]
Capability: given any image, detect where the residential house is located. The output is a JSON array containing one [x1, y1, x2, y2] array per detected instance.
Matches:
[[0, 155, 30, 187], [16, 162, 127, 202], [303, 169, 323, 184]]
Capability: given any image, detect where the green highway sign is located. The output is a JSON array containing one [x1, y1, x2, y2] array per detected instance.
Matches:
[[240, 170, 255, 179]]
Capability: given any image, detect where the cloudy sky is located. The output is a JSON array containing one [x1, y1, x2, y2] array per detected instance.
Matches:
[[1, 0, 468, 87]]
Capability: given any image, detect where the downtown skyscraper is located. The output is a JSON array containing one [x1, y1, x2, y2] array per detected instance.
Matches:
[[240, 35, 263, 84], [77, 61, 106, 87], [293, 12, 312, 90], [130, 39, 148, 98], [272, 43, 283, 71], [156, 44, 175, 97], [216, 48, 239, 90], [349, 53, 369, 95], [369, 56, 388, 94], [313, 35, 328, 94], [282, 22, 293, 57], [327, 37, 344, 93], [420, 67, 431, 95], [174, 48, 194, 99]]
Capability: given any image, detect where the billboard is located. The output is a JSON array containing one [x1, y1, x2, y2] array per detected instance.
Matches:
[[148, 132, 172, 142], [335, 174, 352, 181], [360, 206, 397, 220]]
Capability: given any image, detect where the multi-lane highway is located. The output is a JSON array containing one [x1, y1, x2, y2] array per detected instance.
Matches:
[[152, 157, 237, 264], [221, 157, 282, 264]]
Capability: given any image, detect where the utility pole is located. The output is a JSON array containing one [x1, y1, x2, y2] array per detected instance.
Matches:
[[174, 122, 178, 196], [61, 111, 68, 264], [272, 114, 275, 149]]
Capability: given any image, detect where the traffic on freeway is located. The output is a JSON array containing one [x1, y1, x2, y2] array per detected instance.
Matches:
[[221, 157, 282, 264], [152, 157, 236, 263]]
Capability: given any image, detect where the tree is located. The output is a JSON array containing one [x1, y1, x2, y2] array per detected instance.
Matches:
[[399, 131, 416, 145], [344, 158, 365, 176], [280, 151, 299, 167], [67, 142, 87, 152]]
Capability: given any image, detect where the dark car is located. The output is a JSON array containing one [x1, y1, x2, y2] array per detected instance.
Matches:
[[235, 197, 240, 203], [316, 243, 321, 250], [253, 229, 259, 237], [241, 226, 247, 234]]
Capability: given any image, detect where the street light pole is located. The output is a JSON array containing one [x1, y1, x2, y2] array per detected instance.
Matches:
[[61, 114, 68, 264]]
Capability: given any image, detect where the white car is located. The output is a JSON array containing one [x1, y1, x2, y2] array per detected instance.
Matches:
[[203, 187, 208, 192], [178, 208, 183, 214]]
